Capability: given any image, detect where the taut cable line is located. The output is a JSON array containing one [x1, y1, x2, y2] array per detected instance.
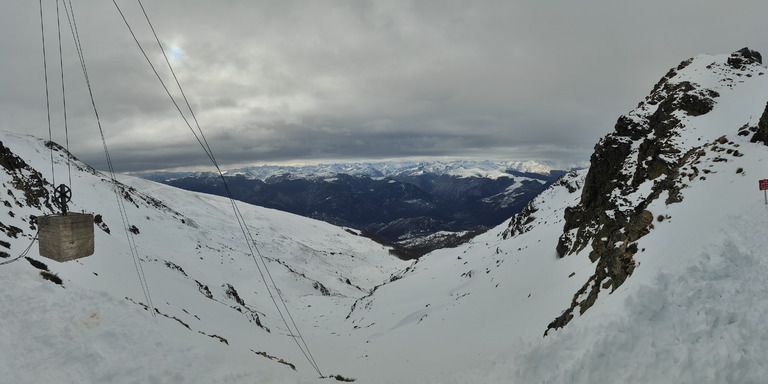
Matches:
[[59, 0, 157, 319], [38, 0, 56, 188], [112, 0, 324, 375], [55, 0, 73, 189]]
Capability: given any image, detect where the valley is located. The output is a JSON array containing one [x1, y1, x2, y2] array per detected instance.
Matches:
[[139, 161, 569, 257]]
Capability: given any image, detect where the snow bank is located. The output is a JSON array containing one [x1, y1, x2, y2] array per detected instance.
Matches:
[[514, 237, 768, 384], [0, 262, 277, 383], [436, 235, 768, 384]]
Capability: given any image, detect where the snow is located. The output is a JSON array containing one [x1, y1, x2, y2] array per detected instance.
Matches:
[[0, 132, 411, 383], [511, 177, 768, 384], [0, 266, 272, 383], [3, 50, 768, 383], [437, 51, 768, 383], [341, 51, 768, 383]]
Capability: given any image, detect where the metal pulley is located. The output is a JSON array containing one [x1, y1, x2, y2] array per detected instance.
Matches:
[[54, 184, 72, 215]]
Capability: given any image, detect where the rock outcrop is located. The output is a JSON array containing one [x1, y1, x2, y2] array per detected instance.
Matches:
[[546, 48, 767, 335], [749, 101, 768, 145]]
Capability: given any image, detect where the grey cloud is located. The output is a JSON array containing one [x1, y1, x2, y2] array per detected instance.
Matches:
[[2, 0, 768, 172]]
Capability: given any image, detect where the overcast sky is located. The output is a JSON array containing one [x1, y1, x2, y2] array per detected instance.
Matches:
[[2, 1, 767, 172]]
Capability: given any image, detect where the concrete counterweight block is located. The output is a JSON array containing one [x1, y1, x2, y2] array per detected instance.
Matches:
[[38, 213, 95, 262]]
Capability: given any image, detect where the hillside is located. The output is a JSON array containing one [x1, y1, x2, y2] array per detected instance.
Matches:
[[341, 47, 768, 382], [2, 47, 768, 383], [0, 132, 410, 382]]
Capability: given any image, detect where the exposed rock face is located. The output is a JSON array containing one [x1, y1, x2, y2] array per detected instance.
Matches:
[[727, 47, 762, 69], [0, 141, 53, 212], [749, 102, 768, 145], [545, 48, 766, 335]]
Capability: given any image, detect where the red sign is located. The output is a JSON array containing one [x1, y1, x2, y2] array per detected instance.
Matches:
[[760, 179, 768, 191]]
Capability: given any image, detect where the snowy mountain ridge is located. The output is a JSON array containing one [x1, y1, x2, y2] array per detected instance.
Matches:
[[141, 159, 567, 250], [137, 159, 575, 183], [542, 47, 768, 333], [2, 48, 768, 383]]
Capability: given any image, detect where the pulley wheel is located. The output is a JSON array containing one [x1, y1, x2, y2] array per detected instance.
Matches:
[[54, 184, 72, 214]]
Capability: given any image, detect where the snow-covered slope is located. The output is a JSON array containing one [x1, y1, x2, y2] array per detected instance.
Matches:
[[507, 48, 768, 383], [342, 48, 768, 383], [3, 47, 768, 383], [0, 132, 410, 382]]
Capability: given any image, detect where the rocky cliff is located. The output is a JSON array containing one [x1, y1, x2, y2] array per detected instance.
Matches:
[[545, 47, 766, 333]]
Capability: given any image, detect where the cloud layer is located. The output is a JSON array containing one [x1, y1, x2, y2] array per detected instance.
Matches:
[[2, 0, 767, 171]]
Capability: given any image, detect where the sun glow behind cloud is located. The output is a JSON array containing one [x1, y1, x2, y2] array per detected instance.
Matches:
[[168, 44, 183, 62]]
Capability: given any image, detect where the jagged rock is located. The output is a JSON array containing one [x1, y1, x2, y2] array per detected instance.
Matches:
[[750, 101, 768, 145], [613, 115, 648, 140], [728, 47, 763, 69], [555, 232, 572, 258], [501, 202, 538, 239], [580, 135, 632, 212], [651, 81, 718, 121], [553, 170, 582, 194], [0, 141, 53, 211], [313, 281, 331, 296]]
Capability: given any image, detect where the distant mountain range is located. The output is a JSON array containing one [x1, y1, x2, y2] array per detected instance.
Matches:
[[137, 160, 574, 257], [137, 159, 574, 181]]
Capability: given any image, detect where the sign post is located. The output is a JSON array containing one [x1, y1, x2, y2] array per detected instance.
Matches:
[[760, 179, 768, 204]]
